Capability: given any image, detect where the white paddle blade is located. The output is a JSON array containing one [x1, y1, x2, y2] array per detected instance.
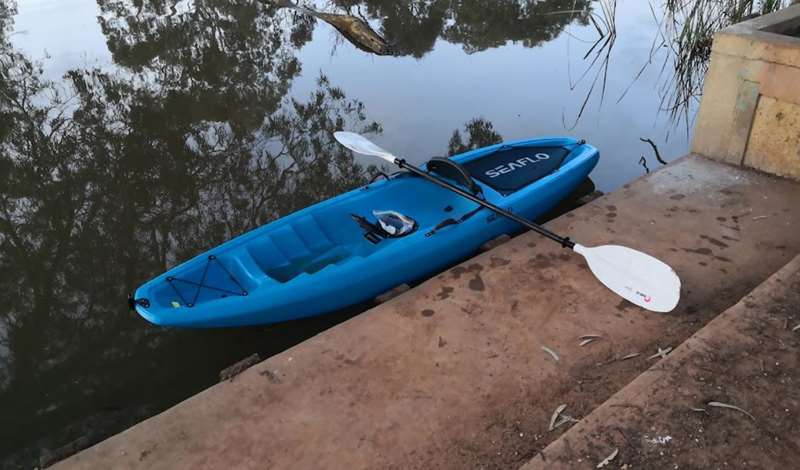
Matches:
[[574, 244, 681, 313], [334, 131, 397, 164]]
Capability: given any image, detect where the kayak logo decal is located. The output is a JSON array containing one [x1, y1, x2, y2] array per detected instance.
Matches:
[[485, 154, 550, 179]]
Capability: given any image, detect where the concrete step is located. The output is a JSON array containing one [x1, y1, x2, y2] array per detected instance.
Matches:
[[521, 254, 800, 469]]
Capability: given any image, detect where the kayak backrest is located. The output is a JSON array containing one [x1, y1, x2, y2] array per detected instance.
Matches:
[[427, 157, 481, 195]]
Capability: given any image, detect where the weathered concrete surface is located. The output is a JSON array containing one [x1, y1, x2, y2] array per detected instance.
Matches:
[[55, 156, 800, 470], [522, 254, 800, 470], [692, 4, 800, 180]]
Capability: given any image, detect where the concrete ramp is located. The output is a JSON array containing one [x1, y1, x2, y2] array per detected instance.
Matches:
[[54, 156, 800, 469], [522, 254, 800, 469]]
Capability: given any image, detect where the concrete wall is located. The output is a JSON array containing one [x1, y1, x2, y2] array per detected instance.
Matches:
[[692, 5, 800, 180]]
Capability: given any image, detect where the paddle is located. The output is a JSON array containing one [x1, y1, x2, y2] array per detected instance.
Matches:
[[334, 131, 681, 313]]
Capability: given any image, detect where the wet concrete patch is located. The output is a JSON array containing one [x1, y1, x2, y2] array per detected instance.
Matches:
[[450, 263, 483, 279], [490, 257, 511, 268], [468, 275, 485, 292], [436, 286, 454, 300], [700, 235, 729, 249], [528, 253, 553, 270], [683, 247, 713, 256]]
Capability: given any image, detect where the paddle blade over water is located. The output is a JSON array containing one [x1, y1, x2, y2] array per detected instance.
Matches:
[[574, 244, 681, 313], [333, 131, 397, 163]]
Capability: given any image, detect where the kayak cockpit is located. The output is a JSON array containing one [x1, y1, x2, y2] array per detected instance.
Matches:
[[143, 176, 477, 310]]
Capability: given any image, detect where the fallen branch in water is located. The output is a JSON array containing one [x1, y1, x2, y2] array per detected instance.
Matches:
[[219, 353, 261, 382], [638, 155, 650, 174], [640, 137, 668, 165]]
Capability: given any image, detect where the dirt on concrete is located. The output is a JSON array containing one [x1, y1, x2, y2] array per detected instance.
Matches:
[[522, 255, 800, 469]]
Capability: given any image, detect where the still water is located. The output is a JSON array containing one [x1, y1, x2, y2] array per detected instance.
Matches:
[[1, 0, 696, 466]]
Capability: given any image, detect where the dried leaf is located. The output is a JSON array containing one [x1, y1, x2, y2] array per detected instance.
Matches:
[[620, 353, 640, 360], [707, 401, 755, 421], [580, 338, 597, 347], [549, 404, 567, 431], [792, 323, 800, 332], [648, 347, 672, 360], [579, 334, 601, 340], [542, 346, 560, 362], [752, 215, 768, 221], [597, 448, 619, 468], [554, 414, 579, 429]]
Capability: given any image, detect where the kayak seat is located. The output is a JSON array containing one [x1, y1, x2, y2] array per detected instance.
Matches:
[[245, 217, 358, 283], [246, 237, 290, 275], [293, 216, 335, 252]]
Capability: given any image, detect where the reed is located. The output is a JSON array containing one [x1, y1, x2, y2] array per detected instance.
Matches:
[[659, 0, 789, 125]]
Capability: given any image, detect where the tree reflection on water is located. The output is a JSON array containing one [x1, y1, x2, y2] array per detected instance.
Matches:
[[0, 1, 382, 466], [0, 0, 594, 467], [331, 0, 590, 57]]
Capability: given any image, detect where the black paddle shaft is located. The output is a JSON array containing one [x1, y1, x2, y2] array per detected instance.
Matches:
[[396, 159, 575, 249]]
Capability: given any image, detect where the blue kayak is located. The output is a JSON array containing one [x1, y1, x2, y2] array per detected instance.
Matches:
[[131, 137, 599, 327]]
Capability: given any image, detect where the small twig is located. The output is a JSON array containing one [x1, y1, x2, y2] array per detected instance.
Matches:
[[690, 407, 707, 413], [542, 346, 560, 362], [580, 334, 601, 346], [792, 323, 800, 332], [752, 215, 768, 221], [640, 137, 667, 165], [596, 448, 619, 468], [595, 352, 638, 367], [707, 401, 755, 421]]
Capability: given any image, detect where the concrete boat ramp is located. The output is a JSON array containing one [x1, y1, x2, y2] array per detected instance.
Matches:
[[54, 154, 800, 469]]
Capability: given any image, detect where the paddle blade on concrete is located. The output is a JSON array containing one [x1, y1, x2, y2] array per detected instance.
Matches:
[[573, 244, 681, 312]]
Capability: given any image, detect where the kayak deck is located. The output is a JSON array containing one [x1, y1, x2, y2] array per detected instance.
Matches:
[[133, 137, 599, 327]]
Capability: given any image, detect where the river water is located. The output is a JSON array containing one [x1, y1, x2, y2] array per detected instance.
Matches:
[[1, 0, 697, 466]]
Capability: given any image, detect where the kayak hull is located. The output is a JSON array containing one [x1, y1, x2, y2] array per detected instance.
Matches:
[[134, 137, 599, 327]]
